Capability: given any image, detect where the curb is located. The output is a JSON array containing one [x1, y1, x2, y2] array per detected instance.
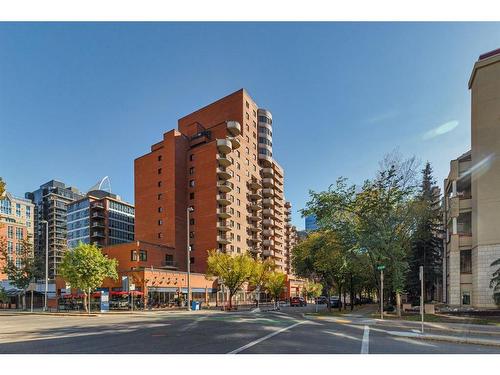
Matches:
[[389, 331, 500, 348]]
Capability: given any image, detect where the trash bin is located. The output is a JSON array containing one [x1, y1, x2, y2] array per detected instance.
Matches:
[[191, 301, 200, 311]]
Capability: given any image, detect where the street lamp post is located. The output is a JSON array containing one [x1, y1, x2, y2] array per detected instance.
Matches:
[[186, 207, 194, 311], [420, 265, 424, 333], [377, 265, 385, 320], [41, 220, 49, 312]]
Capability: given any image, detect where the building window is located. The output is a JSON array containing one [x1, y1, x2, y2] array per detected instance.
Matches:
[[16, 203, 21, 217], [131, 250, 137, 261], [246, 124, 249, 132], [7, 226, 13, 239], [237, 235, 241, 242], [157, 168, 162, 175], [190, 257, 195, 264], [462, 292, 471, 305], [189, 218, 195, 225], [246, 101, 249, 108], [245, 147, 249, 155], [139, 250, 147, 261], [189, 180, 195, 187], [158, 233, 163, 239], [158, 207, 163, 213], [253, 110, 256, 117], [158, 181, 162, 187], [460, 249, 472, 274], [189, 231, 194, 239], [158, 155, 162, 161], [237, 187, 240, 194], [237, 223, 241, 230], [165, 254, 174, 265], [190, 192, 195, 200], [189, 167, 195, 175], [158, 219, 163, 225], [158, 193, 162, 200], [246, 112, 249, 120], [237, 199, 240, 206], [189, 154, 194, 161]]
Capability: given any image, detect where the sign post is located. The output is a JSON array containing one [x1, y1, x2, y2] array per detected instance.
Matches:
[[419, 265, 424, 333], [377, 265, 385, 320], [100, 290, 109, 313], [130, 283, 135, 311]]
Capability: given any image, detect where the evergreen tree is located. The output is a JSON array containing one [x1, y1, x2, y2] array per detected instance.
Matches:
[[406, 162, 443, 304]]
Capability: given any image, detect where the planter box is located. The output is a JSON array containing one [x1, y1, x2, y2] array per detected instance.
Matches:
[[402, 303, 412, 312], [424, 304, 435, 314]]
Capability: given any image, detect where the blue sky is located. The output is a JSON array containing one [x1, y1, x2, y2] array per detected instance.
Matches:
[[1, 22, 500, 229]]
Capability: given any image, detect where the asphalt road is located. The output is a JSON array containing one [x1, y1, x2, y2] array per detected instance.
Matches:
[[0, 305, 499, 354]]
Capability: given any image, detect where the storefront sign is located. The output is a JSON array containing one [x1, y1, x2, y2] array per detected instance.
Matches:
[[100, 290, 109, 313]]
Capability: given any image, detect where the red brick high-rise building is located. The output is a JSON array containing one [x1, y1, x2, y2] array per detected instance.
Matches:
[[135, 89, 295, 274]]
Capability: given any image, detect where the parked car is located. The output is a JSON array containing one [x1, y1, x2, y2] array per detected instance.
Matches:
[[290, 296, 307, 307], [329, 297, 342, 308], [315, 296, 328, 304]]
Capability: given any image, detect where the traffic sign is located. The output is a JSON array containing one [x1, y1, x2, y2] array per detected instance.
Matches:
[[377, 265, 385, 271]]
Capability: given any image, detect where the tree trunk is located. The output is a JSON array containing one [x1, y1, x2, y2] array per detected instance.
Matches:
[[396, 292, 402, 318], [338, 285, 342, 312], [228, 291, 233, 310], [22, 292, 26, 311], [83, 293, 88, 312]]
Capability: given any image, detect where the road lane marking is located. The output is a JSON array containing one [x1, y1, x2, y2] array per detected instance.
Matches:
[[227, 320, 307, 354], [361, 325, 370, 354], [323, 330, 361, 341]]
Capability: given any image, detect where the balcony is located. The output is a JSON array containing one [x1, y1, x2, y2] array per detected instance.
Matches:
[[217, 154, 232, 167], [92, 212, 105, 219], [247, 191, 262, 201], [247, 237, 261, 244], [248, 226, 261, 232], [262, 178, 273, 188], [217, 208, 232, 219], [217, 235, 231, 244], [262, 229, 273, 237], [92, 222, 105, 228], [217, 167, 231, 180], [217, 139, 232, 154], [217, 180, 233, 193], [259, 153, 273, 166], [217, 221, 231, 231], [247, 178, 262, 190], [228, 136, 241, 149], [248, 247, 260, 254], [227, 121, 241, 136], [217, 194, 231, 206], [92, 202, 104, 209], [262, 249, 272, 257], [262, 209, 274, 218], [248, 213, 261, 222], [247, 202, 262, 211], [262, 198, 273, 207], [91, 231, 105, 238], [262, 188, 274, 197], [285, 222, 291, 227], [285, 216, 291, 222], [261, 168, 274, 178], [262, 219, 274, 227]]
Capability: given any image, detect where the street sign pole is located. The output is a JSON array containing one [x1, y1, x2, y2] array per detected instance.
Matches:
[[380, 269, 384, 320], [420, 265, 424, 333], [377, 265, 385, 320]]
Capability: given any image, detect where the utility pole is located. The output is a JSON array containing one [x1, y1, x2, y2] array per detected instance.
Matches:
[[377, 265, 385, 320], [420, 265, 424, 333], [41, 220, 49, 312]]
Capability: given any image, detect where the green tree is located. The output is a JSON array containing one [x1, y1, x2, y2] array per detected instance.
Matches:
[[248, 258, 275, 307], [302, 281, 323, 301], [302, 153, 420, 317], [0, 237, 40, 310], [406, 162, 443, 304], [206, 249, 255, 310], [59, 242, 118, 312], [490, 258, 500, 306], [0, 285, 8, 305], [0, 177, 5, 199], [265, 271, 287, 309]]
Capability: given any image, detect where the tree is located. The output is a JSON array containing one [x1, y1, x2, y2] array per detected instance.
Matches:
[[265, 271, 287, 309], [490, 258, 500, 306], [248, 258, 275, 307], [302, 281, 323, 301], [206, 249, 255, 310], [59, 242, 118, 312], [0, 285, 8, 306], [406, 162, 443, 304], [301, 152, 420, 317], [0, 177, 5, 199], [0, 237, 40, 310]]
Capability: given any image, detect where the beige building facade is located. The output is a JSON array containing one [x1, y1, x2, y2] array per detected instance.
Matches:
[[444, 48, 500, 308]]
